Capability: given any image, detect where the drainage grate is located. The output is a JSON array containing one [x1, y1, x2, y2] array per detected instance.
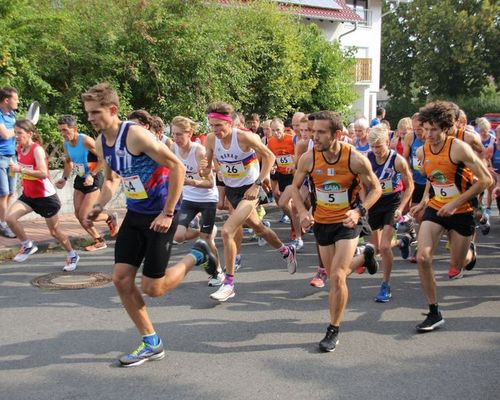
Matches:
[[31, 272, 113, 290]]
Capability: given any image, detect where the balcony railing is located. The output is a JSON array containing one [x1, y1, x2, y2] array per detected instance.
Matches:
[[347, 6, 372, 26], [355, 58, 372, 82]]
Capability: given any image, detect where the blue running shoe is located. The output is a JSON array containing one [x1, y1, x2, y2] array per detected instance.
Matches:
[[119, 341, 165, 367], [375, 282, 392, 303], [235, 254, 242, 271]]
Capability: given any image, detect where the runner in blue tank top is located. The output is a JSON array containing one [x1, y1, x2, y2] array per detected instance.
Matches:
[[82, 82, 217, 368], [55, 114, 118, 252], [367, 125, 414, 303]]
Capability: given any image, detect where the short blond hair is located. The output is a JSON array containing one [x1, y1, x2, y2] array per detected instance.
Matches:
[[368, 124, 389, 146], [171, 116, 198, 133], [397, 117, 412, 131], [476, 117, 491, 132]]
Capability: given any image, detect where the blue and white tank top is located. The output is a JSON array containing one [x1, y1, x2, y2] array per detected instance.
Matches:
[[173, 142, 218, 203], [492, 145, 500, 174], [214, 128, 259, 188], [355, 139, 370, 157], [409, 133, 427, 186], [102, 121, 178, 214], [368, 149, 402, 196], [64, 134, 91, 178], [481, 134, 495, 149]]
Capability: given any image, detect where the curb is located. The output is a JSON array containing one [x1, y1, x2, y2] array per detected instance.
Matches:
[[0, 212, 232, 262]]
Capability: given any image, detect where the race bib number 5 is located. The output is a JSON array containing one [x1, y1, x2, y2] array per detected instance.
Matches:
[[316, 189, 349, 210], [122, 175, 148, 199]]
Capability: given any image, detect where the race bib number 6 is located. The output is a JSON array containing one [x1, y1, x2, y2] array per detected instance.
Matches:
[[432, 183, 459, 203]]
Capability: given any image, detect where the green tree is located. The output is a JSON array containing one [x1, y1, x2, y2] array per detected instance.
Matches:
[[381, 0, 500, 101]]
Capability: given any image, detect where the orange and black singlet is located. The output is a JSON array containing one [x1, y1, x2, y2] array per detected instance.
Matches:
[[423, 136, 474, 213], [308, 144, 361, 224]]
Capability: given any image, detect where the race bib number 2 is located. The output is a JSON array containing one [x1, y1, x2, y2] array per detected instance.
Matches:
[[122, 175, 148, 199]]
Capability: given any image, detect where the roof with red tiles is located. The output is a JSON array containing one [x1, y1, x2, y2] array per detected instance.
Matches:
[[217, 1, 363, 23]]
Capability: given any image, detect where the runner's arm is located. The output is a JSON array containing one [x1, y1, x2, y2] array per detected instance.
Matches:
[[185, 145, 214, 189], [83, 134, 105, 176], [350, 150, 382, 211]]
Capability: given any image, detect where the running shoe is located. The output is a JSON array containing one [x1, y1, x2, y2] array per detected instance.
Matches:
[[85, 239, 107, 252], [310, 267, 327, 288], [0, 223, 16, 238], [256, 205, 266, 220], [478, 219, 490, 235], [13, 243, 38, 262], [63, 253, 80, 272], [279, 213, 290, 224], [192, 240, 217, 276], [258, 220, 271, 247], [235, 254, 242, 271], [464, 242, 477, 271], [210, 283, 235, 302], [106, 212, 118, 237], [399, 234, 411, 259], [291, 238, 304, 252], [319, 326, 339, 352], [447, 266, 464, 280], [374, 282, 392, 303], [208, 272, 225, 287], [189, 214, 201, 230], [363, 244, 378, 275], [284, 245, 297, 274], [416, 312, 444, 333], [119, 340, 165, 367]]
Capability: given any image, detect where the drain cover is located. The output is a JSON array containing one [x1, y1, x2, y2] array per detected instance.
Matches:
[[31, 272, 113, 290]]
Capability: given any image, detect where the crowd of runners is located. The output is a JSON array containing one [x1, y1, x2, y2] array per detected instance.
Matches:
[[1, 83, 498, 365]]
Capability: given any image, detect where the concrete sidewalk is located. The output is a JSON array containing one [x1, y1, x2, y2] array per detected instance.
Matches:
[[0, 208, 233, 262], [0, 208, 127, 261]]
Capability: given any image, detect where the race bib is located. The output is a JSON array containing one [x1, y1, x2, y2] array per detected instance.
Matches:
[[186, 171, 201, 180], [412, 155, 422, 172], [19, 163, 37, 180], [222, 162, 246, 179], [122, 175, 148, 200], [74, 163, 85, 177], [380, 178, 393, 195], [315, 188, 349, 210], [276, 154, 293, 168], [432, 183, 459, 203]]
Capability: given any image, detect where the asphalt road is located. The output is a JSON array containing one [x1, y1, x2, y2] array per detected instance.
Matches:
[[1, 208, 499, 400]]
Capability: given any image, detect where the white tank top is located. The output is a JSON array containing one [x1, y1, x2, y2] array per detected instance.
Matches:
[[214, 128, 259, 188], [173, 143, 218, 203]]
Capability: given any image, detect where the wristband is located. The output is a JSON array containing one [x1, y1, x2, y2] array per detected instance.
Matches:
[[161, 210, 174, 218], [63, 176, 68, 181]]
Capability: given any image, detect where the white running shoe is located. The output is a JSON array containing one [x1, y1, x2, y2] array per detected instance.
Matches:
[[63, 254, 80, 272], [208, 272, 225, 287], [13, 243, 38, 262], [291, 238, 304, 252], [285, 245, 297, 274], [210, 284, 235, 302]]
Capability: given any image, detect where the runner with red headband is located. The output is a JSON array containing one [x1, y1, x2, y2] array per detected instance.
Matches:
[[204, 102, 298, 302]]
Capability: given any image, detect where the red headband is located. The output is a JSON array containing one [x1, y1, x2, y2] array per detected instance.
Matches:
[[208, 112, 233, 123]]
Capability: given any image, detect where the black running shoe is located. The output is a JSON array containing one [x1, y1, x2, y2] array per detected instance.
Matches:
[[319, 326, 339, 352], [399, 234, 411, 260], [192, 240, 218, 276], [416, 312, 444, 333], [464, 242, 477, 271], [363, 244, 378, 275]]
